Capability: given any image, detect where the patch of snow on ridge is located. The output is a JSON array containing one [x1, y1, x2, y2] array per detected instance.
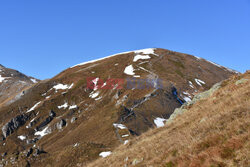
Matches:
[[122, 134, 129, 138], [195, 79, 205, 86], [89, 91, 100, 98], [124, 65, 135, 75], [0, 75, 7, 83], [189, 81, 194, 88], [34, 127, 51, 137], [113, 123, 127, 129], [58, 102, 68, 109], [133, 55, 151, 62], [99, 151, 112, 158], [205, 60, 239, 73], [154, 117, 166, 128], [26, 101, 41, 113], [53, 83, 74, 90], [134, 48, 156, 55], [30, 78, 38, 83], [183, 96, 191, 102], [71, 48, 157, 68], [69, 105, 77, 110], [18, 135, 26, 141]]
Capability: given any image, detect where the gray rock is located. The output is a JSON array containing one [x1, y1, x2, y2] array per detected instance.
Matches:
[[235, 78, 248, 85], [71, 117, 77, 123], [56, 119, 66, 130], [2, 114, 28, 138]]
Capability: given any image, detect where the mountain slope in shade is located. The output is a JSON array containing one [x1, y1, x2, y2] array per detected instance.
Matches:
[[0, 48, 238, 166], [0, 64, 39, 107], [87, 71, 249, 167]]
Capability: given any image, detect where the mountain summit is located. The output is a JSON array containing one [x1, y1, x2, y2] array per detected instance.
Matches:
[[0, 48, 239, 166]]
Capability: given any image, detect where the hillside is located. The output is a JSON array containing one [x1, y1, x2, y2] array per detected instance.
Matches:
[[0, 64, 38, 107], [0, 48, 238, 166], [87, 71, 249, 167]]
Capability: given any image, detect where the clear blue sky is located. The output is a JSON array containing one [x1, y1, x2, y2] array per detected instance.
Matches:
[[0, 0, 249, 79]]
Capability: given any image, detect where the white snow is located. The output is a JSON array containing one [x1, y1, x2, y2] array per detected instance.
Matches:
[[95, 96, 102, 101], [92, 78, 99, 90], [195, 79, 206, 86], [134, 48, 156, 55], [89, 91, 100, 98], [69, 105, 77, 110], [189, 81, 194, 88], [114, 63, 119, 66], [34, 127, 51, 137], [183, 96, 191, 102], [124, 140, 129, 145], [71, 48, 157, 68], [205, 60, 239, 73], [45, 95, 51, 99], [58, 102, 68, 109], [73, 143, 79, 147], [99, 151, 112, 158], [18, 135, 26, 141], [30, 78, 38, 83], [0, 75, 7, 83], [122, 134, 129, 138], [113, 123, 127, 129], [26, 101, 41, 113], [133, 55, 151, 62], [53, 83, 74, 91], [154, 117, 166, 128], [124, 65, 135, 75]]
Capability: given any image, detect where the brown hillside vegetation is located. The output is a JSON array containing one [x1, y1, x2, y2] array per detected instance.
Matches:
[[87, 72, 250, 167]]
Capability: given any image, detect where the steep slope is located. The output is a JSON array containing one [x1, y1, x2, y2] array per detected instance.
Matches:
[[87, 71, 249, 167], [0, 64, 39, 107], [0, 48, 237, 166]]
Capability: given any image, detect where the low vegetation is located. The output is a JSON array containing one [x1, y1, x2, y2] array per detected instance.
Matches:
[[87, 72, 249, 167]]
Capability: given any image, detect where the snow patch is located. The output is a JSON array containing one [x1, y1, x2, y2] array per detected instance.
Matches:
[[122, 134, 129, 138], [133, 55, 151, 62], [189, 81, 194, 88], [34, 127, 51, 137], [71, 48, 157, 68], [183, 96, 191, 102], [99, 151, 112, 158], [53, 83, 74, 91], [0, 75, 7, 83], [113, 123, 127, 129], [58, 102, 68, 109], [26, 101, 41, 113], [154, 117, 166, 128], [124, 65, 135, 75], [30, 78, 38, 83], [134, 48, 156, 55], [195, 79, 206, 86], [18, 135, 26, 141], [69, 105, 77, 110], [124, 140, 129, 145], [89, 91, 100, 98]]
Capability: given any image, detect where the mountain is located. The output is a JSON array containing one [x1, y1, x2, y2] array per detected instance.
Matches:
[[0, 64, 39, 107], [0, 48, 238, 166], [87, 71, 249, 167]]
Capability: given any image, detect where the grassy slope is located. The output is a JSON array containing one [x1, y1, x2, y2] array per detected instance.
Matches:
[[87, 72, 250, 167]]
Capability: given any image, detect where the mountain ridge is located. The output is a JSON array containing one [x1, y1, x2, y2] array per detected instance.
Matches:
[[0, 48, 239, 166]]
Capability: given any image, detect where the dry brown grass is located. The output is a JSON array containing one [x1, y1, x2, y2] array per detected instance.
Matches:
[[86, 72, 250, 167]]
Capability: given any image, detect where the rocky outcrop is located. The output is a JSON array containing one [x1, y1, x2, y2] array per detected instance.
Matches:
[[56, 119, 66, 130], [2, 114, 29, 138], [167, 82, 222, 123]]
